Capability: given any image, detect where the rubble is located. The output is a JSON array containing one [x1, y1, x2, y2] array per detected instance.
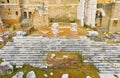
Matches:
[[62, 74, 69, 78], [90, 33, 120, 42], [51, 23, 59, 35], [12, 72, 24, 78], [26, 71, 36, 78], [0, 62, 13, 75], [86, 76, 91, 78], [50, 72, 53, 76], [87, 31, 99, 36], [44, 74, 48, 77]]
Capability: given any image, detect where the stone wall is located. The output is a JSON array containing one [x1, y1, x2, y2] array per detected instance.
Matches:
[[97, 3, 113, 31], [1, 0, 120, 33], [48, 0, 79, 22], [97, 3, 120, 33], [0, 0, 21, 24], [109, 3, 120, 32], [49, 6, 77, 22], [0, 0, 48, 26]]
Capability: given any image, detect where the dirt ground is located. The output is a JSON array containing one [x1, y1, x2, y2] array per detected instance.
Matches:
[[46, 52, 82, 69], [30, 23, 87, 38]]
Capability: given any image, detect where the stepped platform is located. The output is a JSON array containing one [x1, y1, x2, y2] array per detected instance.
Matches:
[[0, 36, 120, 74]]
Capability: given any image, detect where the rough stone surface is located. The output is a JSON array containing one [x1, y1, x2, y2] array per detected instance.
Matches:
[[12, 72, 24, 78], [26, 71, 36, 78], [0, 62, 13, 75]]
